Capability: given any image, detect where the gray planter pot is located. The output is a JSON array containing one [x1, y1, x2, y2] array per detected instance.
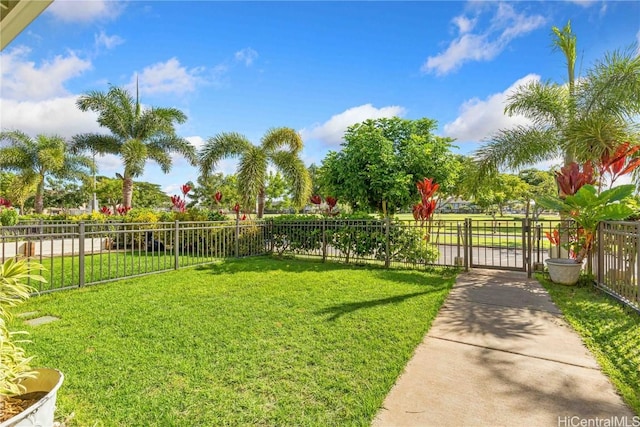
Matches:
[[545, 258, 582, 286], [0, 368, 64, 427]]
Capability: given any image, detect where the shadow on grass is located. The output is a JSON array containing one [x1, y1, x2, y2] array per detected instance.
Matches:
[[316, 290, 435, 321], [195, 255, 458, 288]]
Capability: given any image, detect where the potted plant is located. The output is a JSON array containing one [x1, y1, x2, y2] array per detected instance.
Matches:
[[0, 258, 64, 426], [537, 162, 636, 285]]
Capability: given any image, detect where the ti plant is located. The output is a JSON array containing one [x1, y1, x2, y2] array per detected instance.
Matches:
[[0, 259, 46, 397], [412, 178, 439, 242], [537, 184, 635, 263]]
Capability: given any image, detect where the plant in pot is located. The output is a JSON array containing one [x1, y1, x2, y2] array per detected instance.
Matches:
[[0, 258, 64, 426], [537, 160, 636, 285]]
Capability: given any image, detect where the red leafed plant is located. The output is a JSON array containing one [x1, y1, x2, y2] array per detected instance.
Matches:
[[171, 184, 191, 213], [309, 195, 322, 205], [556, 162, 595, 198], [214, 191, 223, 204], [0, 198, 12, 208], [116, 206, 131, 216], [413, 178, 439, 225], [598, 142, 640, 187], [100, 206, 112, 216]]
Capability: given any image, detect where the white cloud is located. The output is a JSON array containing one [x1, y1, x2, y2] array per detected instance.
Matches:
[[129, 58, 205, 96], [567, 0, 598, 7], [300, 104, 406, 147], [234, 48, 258, 66], [0, 96, 103, 138], [422, 3, 546, 75], [0, 47, 92, 101], [47, 0, 124, 23], [453, 16, 475, 34], [443, 74, 539, 143], [94, 30, 124, 50]]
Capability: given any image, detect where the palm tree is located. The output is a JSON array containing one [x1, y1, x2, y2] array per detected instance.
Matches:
[[199, 127, 311, 218], [72, 84, 196, 208], [0, 131, 93, 214], [474, 21, 640, 177]]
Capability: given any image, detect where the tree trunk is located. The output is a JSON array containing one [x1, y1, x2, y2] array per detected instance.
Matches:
[[257, 187, 266, 219], [34, 178, 45, 214], [122, 177, 134, 208]]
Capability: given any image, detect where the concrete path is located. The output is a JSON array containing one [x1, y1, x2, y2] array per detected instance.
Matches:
[[373, 269, 636, 427]]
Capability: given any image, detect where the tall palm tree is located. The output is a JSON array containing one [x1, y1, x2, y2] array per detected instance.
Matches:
[[72, 84, 196, 208], [0, 131, 93, 213], [474, 21, 640, 177], [199, 127, 311, 218]]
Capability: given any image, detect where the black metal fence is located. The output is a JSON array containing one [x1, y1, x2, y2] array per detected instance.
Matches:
[[1, 218, 638, 312]]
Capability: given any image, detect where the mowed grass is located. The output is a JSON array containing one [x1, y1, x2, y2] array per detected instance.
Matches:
[[17, 256, 456, 426], [538, 275, 640, 414]]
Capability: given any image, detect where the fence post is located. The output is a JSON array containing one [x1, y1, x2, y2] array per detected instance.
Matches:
[[269, 219, 274, 254], [525, 218, 533, 278], [597, 222, 604, 285], [174, 220, 179, 270], [322, 218, 327, 262], [464, 218, 470, 272], [384, 216, 390, 268], [78, 222, 85, 287], [235, 216, 240, 257]]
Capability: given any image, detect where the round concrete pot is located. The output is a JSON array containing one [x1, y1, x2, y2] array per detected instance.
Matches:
[[545, 258, 582, 286], [0, 368, 64, 427]]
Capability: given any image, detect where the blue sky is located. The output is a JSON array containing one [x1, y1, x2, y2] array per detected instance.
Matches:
[[1, 0, 638, 197]]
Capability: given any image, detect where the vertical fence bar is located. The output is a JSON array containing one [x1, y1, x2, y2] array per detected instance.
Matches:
[[597, 222, 604, 285], [235, 216, 240, 257], [322, 219, 327, 262], [384, 216, 390, 268], [526, 218, 533, 277], [78, 222, 85, 288], [464, 218, 470, 271], [174, 220, 180, 270]]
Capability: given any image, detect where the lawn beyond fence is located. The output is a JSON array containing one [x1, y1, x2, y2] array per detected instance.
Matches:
[[19, 257, 456, 426]]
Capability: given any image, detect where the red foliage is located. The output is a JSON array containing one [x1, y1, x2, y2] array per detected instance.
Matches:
[[100, 206, 112, 216], [214, 191, 223, 203], [116, 206, 131, 216], [310, 195, 322, 205], [181, 184, 191, 196], [599, 142, 640, 185], [233, 203, 240, 214], [0, 198, 11, 208], [556, 162, 595, 197], [171, 195, 186, 213], [545, 229, 560, 246], [414, 178, 439, 223]]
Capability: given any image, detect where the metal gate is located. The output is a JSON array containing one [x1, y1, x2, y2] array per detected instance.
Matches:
[[463, 218, 560, 276]]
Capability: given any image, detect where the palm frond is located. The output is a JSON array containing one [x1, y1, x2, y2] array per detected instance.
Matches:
[[148, 136, 197, 166], [70, 134, 122, 155], [270, 151, 311, 208], [504, 81, 569, 128], [261, 127, 303, 154], [577, 47, 640, 121], [121, 139, 147, 178], [237, 146, 268, 207], [199, 132, 252, 176], [473, 126, 561, 178]]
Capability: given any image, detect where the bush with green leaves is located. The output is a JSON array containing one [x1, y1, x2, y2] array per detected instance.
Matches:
[[0, 208, 18, 226], [0, 259, 46, 397]]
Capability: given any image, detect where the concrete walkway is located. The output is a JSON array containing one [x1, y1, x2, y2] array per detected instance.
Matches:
[[373, 269, 636, 427]]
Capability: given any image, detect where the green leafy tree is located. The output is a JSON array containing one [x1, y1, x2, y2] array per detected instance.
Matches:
[[133, 181, 170, 209], [199, 127, 311, 218], [43, 177, 88, 212], [189, 173, 240, 211], [475, 21, 640, 177], [72, 84, 196, 209], [265, 171, 288, 211], [307, 163, 323, 197], [0, 131, 92, 213], [320, 117, 460, 214], [518, 169, 557, 218]]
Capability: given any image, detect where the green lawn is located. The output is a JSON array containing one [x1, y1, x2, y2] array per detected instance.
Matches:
[[17, 256, 456, 426], [538, 275, 640, 414]]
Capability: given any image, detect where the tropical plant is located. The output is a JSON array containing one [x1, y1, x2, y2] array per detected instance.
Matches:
[[537, 160, 636, 264], [0, 131, 93, 214], [199, 127, 311, 218], [0, 258, 46, 410], [474, 21, 640, 177], [72, 84, 197, 208]]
